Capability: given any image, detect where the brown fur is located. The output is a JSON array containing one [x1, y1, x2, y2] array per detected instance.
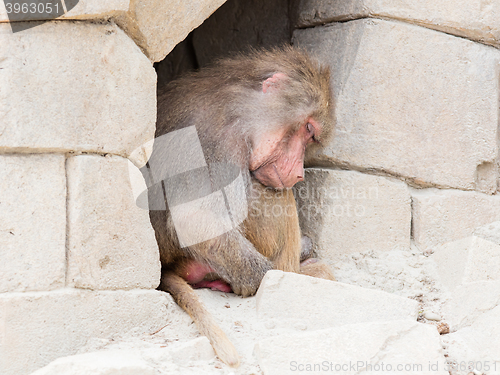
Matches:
[[148, 47, 334, 367], [159, 271, 240, 367]]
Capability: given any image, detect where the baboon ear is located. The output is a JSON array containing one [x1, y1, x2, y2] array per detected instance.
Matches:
[[262, 73, 288, 94]]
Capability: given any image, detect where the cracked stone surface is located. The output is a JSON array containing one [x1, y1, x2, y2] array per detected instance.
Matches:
[[18, 223, 500, 375], [256, 270, 419, 330], [0, 0, 228, 62], [256, 320, 448, 375], [291, 0, 500, 51], [0, 21, 156, 156], [293, 19, 500, 192], [294, 169, 411, 260]]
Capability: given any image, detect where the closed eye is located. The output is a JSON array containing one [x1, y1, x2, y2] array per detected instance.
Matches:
[[306, 122, 319, 143]]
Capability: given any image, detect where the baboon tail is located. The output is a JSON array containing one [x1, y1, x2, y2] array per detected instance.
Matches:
[[160, 270, 240, 368]]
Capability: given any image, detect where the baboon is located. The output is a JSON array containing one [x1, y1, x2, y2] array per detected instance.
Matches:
[[146, 47, 334, 367]]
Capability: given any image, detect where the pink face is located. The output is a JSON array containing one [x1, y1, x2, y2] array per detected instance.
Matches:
[[250, 118, 321, 189]]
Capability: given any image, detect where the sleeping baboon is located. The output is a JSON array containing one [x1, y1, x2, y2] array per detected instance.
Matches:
[[146, 47, 334, 367]]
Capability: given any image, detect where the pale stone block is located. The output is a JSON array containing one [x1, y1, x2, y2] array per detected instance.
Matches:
[[0, 22, 156, 155], [255, 320, 448, 375], [128, 139, 154, 169], [292, 0, 500, 50], [412, 188, 500, 251], [118, 0, 229, 62], [168, 337, 216, 365], [0, 289, 172, 375], [293, 19, 500, 192], [442, 280, 500, 330], [0, 154, 66, 292], [31, 350, 157, 375], [444, 305, 500, 375], [256, 271, 419, 330], [67, 154, 160, 290], [474, 220, 500, 246], [30, 337, 215, 375], [0, 0, 129, 21], [0, 0, 228, 62], [432, 236, 500, 292], [294, 168, 411, 260]]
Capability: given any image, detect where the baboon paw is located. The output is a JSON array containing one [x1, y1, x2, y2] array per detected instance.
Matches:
[[300, 259, 336, 281]]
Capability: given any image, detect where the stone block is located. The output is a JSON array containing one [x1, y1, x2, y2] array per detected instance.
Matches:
[[0, 0, 129, 22], [412, 188, 500, 251], [291, 0, 500, 50], [293, 19, 500, 192], [121, 0, 228, 62], [294, 168, 411, 260], [442, 280, 500, 330], [67, 154, 160, 290], [31, 350, 157, 375], [0, 154, 66, 292], [255, 320, 448, 375], [444, 304, 500, 375], [0, 289, 172, 375], [431, 236, 500, 292], [30, 337, 215, 375], [256, 271, 419, 330], [0, 0, 228, 62], [0, 21, 156, 155], [474, 220, 500, 246]]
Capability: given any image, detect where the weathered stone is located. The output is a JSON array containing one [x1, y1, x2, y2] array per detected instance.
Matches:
[[192, 0, 290, 67], [128, 139, 154, 169], [0, 22, 156, 155], [255, 320, 448, 375], [67, 154, 160, 290], [293, 19, 500, 192], [294, 169, 411, 260], [291, 0, 500, 50], [31, 350, 157, 375], [0, 154, 66, 293], [444, 304, 500, 375], [256, 271, 419, 330], [168, 337, 216, 365], [474, 220, 500, 246], [432, 236, 500, 292], [123, 0, 228, 62], [412, 188, 500, 251], [0, 289, 172, 375], [442, 280, 500, 330], [0, 0, 228, 62], [30, 337, 215, 375], [0, 0, 129, 22]]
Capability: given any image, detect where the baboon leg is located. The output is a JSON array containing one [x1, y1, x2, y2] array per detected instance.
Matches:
[[160, 270, 240, 367]]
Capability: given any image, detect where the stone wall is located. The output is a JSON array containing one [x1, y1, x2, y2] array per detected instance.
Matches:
[[291, 1, 500, 261], [0, 1, 227, 374]]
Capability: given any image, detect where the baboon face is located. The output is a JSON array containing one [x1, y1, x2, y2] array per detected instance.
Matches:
[[250, 117, 321, 189]]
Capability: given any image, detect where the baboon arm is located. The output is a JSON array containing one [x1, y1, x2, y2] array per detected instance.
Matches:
[[160, 270, 240, 367], [271, 194, 301, 273], [190, 229, 273, 297]]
